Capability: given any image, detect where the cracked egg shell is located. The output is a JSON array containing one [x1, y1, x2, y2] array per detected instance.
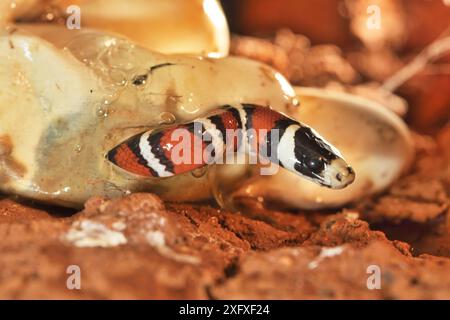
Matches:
[[3, 0, 229, 57], [0, 25, 296, 208]]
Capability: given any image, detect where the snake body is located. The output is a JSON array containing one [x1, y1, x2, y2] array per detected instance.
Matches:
[[107, 104, 355, 189]]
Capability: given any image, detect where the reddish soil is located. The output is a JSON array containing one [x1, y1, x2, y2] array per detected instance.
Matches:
[[0, 129, 449, 299]]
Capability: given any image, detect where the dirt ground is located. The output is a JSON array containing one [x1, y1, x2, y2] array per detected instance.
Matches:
[[0, 126, 449, 299]]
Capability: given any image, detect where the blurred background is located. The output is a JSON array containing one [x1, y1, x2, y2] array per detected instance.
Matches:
[[221, 0, 450, 134]]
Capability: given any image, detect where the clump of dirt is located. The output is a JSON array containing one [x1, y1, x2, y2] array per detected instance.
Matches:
[[211, 241, 450, 299], [353, 128, 450, 257]]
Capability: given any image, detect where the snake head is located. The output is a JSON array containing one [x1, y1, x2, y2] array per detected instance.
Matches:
[[280, 124, 355, 189]]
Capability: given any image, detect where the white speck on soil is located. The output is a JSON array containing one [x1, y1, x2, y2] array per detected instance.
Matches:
[[64, 220, 127, 248], [146, 230, 200, 265], [146, 230, 166, 247], [112, 220, 127, 231], [308, 246, 345, 270]]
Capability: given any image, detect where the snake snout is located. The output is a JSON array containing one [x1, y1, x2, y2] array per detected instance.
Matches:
[[326, 159, 355, 189]]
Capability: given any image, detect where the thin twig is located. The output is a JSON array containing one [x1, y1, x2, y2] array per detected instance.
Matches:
[[382, 26, 450, 92]]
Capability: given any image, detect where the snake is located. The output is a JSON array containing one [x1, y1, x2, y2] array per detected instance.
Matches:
[[107, 103, 355, 189]]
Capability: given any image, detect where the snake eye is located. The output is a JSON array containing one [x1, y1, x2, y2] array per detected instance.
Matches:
[[306, 158, 325, 173]]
